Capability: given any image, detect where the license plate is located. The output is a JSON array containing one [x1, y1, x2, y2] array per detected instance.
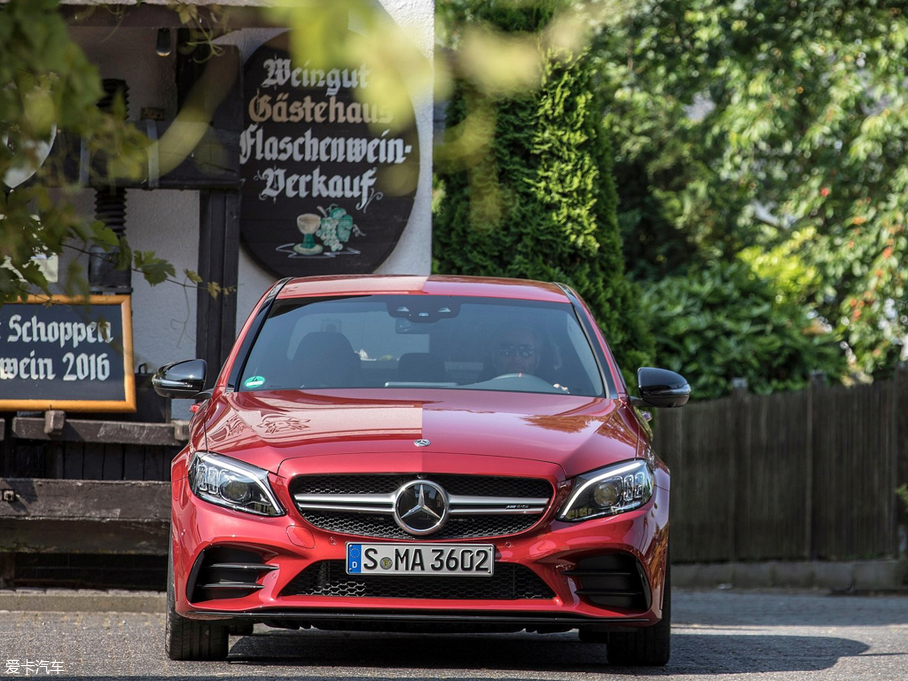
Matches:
[[346, 543, 495, 576]]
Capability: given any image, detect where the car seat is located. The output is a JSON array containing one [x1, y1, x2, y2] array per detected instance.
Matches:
[[293, 331, 361, 388]]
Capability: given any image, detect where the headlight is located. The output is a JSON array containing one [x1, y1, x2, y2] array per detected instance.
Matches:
[[188, 451, 284, 516], [557, 460, 654, 522]]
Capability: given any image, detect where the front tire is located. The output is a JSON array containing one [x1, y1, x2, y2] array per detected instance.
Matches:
[[605, 562, 671, 666], [165, 537, 229, 661]]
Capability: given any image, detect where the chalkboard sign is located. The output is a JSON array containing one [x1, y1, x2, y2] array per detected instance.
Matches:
[[0, 295, 135, 412]]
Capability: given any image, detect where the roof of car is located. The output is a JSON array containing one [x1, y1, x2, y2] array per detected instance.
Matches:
[[277, 275, 572, 302]]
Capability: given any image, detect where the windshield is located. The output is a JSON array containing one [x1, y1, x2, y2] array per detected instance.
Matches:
[[237, 295, 606, 397]]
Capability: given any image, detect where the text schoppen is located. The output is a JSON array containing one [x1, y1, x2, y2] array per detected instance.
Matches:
[[1, 314, 114, 382]]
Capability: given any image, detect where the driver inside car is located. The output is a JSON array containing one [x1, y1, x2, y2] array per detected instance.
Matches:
[[484, 323, 571, 393], [488, 324, 542, 376]]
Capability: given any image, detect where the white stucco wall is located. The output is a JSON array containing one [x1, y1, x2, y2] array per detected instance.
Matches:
[[56, 189, 200, 374], [124, 190, 201, 370]]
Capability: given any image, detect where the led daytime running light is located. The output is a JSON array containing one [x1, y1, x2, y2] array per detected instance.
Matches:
[[558, 460, 654, 522], [189, 451, 284, 516]]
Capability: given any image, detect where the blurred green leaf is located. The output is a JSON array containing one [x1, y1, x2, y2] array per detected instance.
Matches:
[[133, 251, 175, 286]]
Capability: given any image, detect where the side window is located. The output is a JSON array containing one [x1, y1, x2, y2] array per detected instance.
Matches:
[[238, 311, 297, 389]]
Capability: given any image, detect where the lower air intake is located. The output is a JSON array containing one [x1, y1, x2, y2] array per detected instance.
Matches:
[[281, 560, 554, 600], [565, 553, 650, 610], [189, 546, 276, 603]]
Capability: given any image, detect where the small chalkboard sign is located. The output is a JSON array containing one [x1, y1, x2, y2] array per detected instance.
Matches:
[[0, 295, 135, 412]]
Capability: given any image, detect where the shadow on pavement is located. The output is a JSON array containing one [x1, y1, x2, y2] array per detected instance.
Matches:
[[101, 628, 868, 677]]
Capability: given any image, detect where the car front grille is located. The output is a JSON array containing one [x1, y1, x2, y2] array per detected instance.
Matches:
[[290, 474, 553, 540], [280, 560, 555, 600]]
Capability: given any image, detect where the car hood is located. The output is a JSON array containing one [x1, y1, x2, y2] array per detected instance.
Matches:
[[199, 389, 642, 479]]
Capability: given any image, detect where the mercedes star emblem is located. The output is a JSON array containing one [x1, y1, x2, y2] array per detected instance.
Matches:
[[414, 439, 431, 447], [393, 480, 449, 536]]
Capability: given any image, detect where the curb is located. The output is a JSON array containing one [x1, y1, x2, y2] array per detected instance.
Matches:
[[674, 558, 908, 593], [0, 589, 165, 614]]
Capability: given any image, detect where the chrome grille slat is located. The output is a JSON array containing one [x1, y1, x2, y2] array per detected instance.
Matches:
[[208, 563, 278, 570], [295, 503, 396, 514], [294, 493, 396, 507], [290, 474, 554, 540], [200, 582, 265, 591]]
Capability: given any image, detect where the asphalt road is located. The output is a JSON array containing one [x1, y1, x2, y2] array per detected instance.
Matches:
[[2, 588, 907, 680]]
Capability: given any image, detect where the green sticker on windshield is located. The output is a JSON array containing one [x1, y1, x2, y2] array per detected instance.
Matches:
[[244, 375, 265, 389]]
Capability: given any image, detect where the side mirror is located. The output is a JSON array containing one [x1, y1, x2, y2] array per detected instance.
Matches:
[[152, 359, 208, 399], [634, 367, 690, 408]]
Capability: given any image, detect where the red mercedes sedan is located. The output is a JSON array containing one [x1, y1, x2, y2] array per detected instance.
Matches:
[[153, 275, 689, 665]]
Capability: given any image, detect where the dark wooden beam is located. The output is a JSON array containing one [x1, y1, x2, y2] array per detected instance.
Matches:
[[196, 192, 241, 379], [0, 478, 169, 554], [0, 478, 170, 520], [12, 417, 189, 446], [0, 519, 168, 554]]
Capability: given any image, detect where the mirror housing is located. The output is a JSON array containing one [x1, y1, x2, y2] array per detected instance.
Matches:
[[152, 359, 208, 399], [634, 367, 690, 408]]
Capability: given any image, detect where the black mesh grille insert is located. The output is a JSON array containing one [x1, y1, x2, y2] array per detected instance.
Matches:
[[281, 560, 555, 600], [290, 474, 553, 540], [299, 512, 541, 540]]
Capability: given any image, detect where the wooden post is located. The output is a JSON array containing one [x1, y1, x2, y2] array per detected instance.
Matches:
[[43, 410, 65, 436], [196, 191, 240, 380]]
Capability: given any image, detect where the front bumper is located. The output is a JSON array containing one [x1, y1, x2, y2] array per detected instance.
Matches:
[[171, 474, 670, 631]]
